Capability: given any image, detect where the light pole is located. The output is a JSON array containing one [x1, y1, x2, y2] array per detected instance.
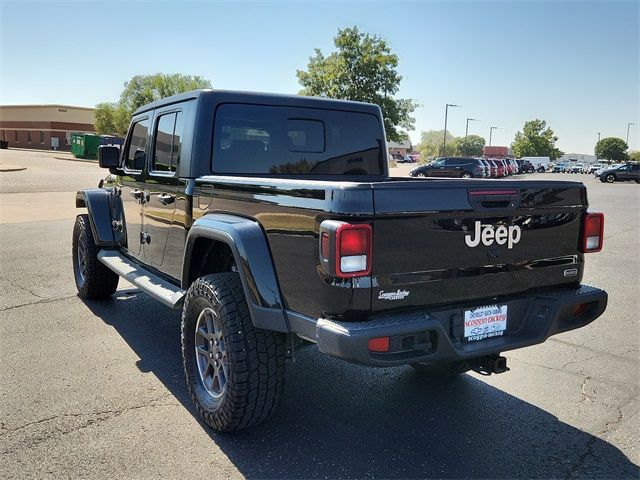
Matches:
[[465, 118, 479, 139], [489, 126, 499, 146], [597, 132, 601, 143], [443, 103, 461, 154], [627, 123, 635, 146]]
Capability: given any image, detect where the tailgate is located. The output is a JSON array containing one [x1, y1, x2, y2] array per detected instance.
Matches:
[[371, 179, 587, 312]]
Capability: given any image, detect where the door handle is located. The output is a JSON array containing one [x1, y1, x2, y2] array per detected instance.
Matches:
[[158, 193, 175, 205]]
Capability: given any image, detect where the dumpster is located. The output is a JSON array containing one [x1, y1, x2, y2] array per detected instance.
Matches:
[[70, 133, 101, 159]]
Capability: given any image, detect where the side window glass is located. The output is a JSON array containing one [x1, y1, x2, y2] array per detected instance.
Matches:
[[152, 111, 183, 173], [125, 119, 149, 171]]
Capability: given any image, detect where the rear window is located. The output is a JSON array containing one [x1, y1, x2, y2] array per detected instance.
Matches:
[[212, 103, 384, 175]]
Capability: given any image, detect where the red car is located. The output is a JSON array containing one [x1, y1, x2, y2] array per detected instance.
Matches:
[[488, 159, 505, 178]]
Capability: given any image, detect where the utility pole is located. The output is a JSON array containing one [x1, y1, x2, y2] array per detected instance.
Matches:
[[443, 104, 460, 155], [489, 126, 499, 146], [465, 118, 479, 139], [627, 123, 635, 146]]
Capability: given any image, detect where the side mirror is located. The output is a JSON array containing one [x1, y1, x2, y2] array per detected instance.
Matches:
[[98, 146, 120, 169]]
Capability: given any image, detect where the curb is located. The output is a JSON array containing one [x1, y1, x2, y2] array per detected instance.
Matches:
[[0, 166, 28, 172]]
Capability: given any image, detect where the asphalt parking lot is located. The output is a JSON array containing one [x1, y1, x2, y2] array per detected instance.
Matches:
[[1, 149, 638, 479]]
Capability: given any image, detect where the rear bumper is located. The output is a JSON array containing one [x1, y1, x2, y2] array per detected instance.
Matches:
[[289, 284, 607, 367]]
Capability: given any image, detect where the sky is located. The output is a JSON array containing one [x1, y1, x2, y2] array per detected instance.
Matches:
[[1, 0, 638, 153]]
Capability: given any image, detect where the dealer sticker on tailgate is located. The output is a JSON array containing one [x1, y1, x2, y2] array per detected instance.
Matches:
[[464, 305, 508, 342]]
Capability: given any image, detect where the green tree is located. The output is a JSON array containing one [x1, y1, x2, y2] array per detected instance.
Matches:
[[456, 135, 486, 156], [595, 137, 629, 161], [416, 130, 458, 160], [628, 150, 640, 161], [297, 26, 418, 142], [94, 102, 131, 137], [94, 73, 212, 136], [511, 119, 564, 160]]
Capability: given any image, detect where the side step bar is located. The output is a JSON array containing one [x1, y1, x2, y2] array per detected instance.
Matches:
[[97, 250, 186, 309]]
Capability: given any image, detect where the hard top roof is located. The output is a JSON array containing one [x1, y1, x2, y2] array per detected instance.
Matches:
[[132, 89, 381, 115]]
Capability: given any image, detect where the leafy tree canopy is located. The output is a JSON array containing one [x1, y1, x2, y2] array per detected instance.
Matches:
[[628, 150, 640, 162], [297, 26, 417, 142], [595, 137, 629, 161], [456, 134, 486, 157], [95, 73, 212, 136], [511, 119, 563, 160], [416, 130, 457, 160]]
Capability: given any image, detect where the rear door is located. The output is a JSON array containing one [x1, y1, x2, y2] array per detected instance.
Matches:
[[142, 109, 184, 268], [370, 179, 587, 312], [442, 158, 461, 177]]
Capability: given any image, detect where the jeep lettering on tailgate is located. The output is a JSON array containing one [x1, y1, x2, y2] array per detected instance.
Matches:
[[465, 221, 522, 249]]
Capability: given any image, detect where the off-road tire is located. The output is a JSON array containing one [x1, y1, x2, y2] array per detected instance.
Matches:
[[72, 214, 119, 299], [410, 360, 470, 378], [181, 273, 286, 432], [606, 174, 616, 183]]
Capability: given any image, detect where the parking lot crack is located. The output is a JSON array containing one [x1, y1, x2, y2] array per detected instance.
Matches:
[[0, 294, 77, 312], [1, 395, 180, 455], [565, 394, 627, 479]]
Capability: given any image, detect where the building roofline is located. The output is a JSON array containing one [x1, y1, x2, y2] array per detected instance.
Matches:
[[0, 104, 94, 111]]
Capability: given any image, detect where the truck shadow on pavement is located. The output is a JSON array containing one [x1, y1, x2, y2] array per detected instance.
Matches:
[[83, 291, 638, 479]]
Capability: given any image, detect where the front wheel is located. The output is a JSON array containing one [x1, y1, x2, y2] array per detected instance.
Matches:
[[181, 273, 286, 432], [606, 174, 616, 183], [72, 214, 119, 299]]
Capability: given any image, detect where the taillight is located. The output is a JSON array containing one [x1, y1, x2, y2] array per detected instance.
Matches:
[[582, 212, 604, 253], [319, 221, 372, 278], [335, 224, 372, 277]]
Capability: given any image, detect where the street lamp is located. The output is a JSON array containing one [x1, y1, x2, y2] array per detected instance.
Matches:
[[465, 118, 479, 139], [443, 103, 461, 154], [627, 123, 636, 146], [597, 132, 601, 143], [489, 126, 499, 146]]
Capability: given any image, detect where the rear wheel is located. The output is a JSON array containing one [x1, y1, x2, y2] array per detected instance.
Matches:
[[72, 214, 119, 299], [461, 172, 472, 179], [413, 172, 426, 177], [410, 361, 470, 378], [181, 272, 286, 432], [606, 174, 616, 183]]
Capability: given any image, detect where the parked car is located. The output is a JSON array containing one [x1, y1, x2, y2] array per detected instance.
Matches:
[[553, 163, 568, 173], [569, 163, 585, 174], [588, 163, 605, 174], [487, 159, 505, 177], [521, 160, 536, 173], [409, 157, 486, 178], [480, 159, 495, 177], [599, 163, 640, 183], [594, 163, 622, 178]]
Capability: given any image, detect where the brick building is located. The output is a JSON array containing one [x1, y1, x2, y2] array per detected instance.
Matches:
[[0, 104, 95, 151], [387, 139, 412, 156]]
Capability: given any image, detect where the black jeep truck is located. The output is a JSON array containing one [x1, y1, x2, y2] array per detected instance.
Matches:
[[73, 90, 607, 432]]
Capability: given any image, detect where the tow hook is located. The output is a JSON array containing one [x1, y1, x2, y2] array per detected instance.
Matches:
[[471, 355, 510, 375]]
